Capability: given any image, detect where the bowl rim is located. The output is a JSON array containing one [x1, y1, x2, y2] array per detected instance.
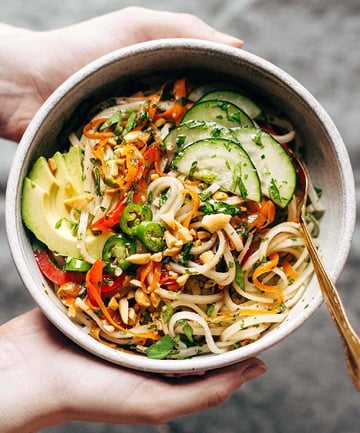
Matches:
[[5, 38, 356, 373]]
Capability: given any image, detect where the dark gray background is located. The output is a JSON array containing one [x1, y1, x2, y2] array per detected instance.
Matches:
[[1, 1, 359, 432]]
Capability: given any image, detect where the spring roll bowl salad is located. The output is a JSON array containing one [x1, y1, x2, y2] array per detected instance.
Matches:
[[6, 40, 355, 374]]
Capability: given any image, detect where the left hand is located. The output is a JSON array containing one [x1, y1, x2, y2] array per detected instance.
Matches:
[[0, 308, 265, 431], [0, 7, 243, 142]]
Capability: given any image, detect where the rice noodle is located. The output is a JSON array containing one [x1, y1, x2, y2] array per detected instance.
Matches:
[[42, 79, 322, 360]]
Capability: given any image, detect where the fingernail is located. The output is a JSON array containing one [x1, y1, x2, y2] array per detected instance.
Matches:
[[215, 32, 244, 48], [242, 361, 267, 382]]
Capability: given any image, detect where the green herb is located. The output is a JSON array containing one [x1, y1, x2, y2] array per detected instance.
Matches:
[[199, 199, 241, 216], [178, 242, 193, 266], [54, 218, 78, 235], [188, 161, 198, 178], [198, 190, 213, 201], [253, 130, 264, 147], [235, 261, 245, 289], [269, 178, 281, 203], [211, 127, 223, 138], [123, 111, 137, 135], [206, 303, 215, 316], [93, 165, 102, 196], [176, 135, 186, 148], [162, 304, 174, 324], [145, 335, 175, 359], [198, 173, 217, 184], [181, 320, 194, 343], [231, 163, 248, 198], [229, 110, 243, 124], [99, 111, 122, 132], [139, 110, 148, 121]]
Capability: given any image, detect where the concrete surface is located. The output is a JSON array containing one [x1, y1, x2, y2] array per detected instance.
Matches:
[[0, 1, 359, 432]]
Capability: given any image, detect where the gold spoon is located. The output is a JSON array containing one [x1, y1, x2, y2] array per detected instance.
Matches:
[[291, 151, 360, 390]]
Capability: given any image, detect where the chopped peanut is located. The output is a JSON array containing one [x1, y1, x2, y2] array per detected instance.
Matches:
[[163, 246, 182, 257], [64, 193, 94, 210], [197, 230, 211, 241], [176, 273, 190, 286], [160, 210, 176, 230], [202, 213, 232, 233], [126, 253, 152, 265], [119, 298, 129, 324], [128, 307, 137, 325], [175, 223, 193, 243], [150, 252, 163, 262], [200, 250, 215, 264], [164, 230, 182, 248], [212, 191, 229, 200], [150, 291, 161, 308], [106, 159, 119, 178], [48, 158, 57, 173], [135, 288, 151, 307], [108, 296, 119, 311], [150, 173, 160, 181]]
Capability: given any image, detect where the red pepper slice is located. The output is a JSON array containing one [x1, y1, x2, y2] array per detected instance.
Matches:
[[90, 197, 127, 232], [86, 260, 127, 331], [100, 273, 126, 298], [34, 249, 85, 286]]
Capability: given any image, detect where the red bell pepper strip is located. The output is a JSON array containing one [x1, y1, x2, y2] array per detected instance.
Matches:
[[34, 249, 85, 286], [90, 196, 127, 232]]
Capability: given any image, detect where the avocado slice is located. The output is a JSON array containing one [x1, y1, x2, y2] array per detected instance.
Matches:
[[22, 145, 111, 259]]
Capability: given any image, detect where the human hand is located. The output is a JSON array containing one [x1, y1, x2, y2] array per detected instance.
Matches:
[[0, 308, 266, 432], [0, 6, 243, 142]]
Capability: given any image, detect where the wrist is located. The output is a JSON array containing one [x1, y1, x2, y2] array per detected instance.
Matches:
[[0, 311, 70, 432]]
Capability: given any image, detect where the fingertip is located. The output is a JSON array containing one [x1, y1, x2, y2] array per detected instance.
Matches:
[[211, 31, 244, 48], [240, 358, 267, 383]]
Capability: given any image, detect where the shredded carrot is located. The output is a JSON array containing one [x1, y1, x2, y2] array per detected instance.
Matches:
[[86, 260, 127, 332], [86, 261, 160, 340], [91, 138, 108, 175], [153, 78, 190, 125], [252, 253, 285, 303], [260, 199, 276, 226], [246, 198, 276, 230], [282, 255, 300, 280], [142, 143, 161, 176], [181, 188, 200, 228], [137, 260, 162, 294], [83, 117, 114, 139], [137, 260, 154, 292], [110, 145, 145, 190], [149, 262, 162, 293], [147, 93, 162, 121]]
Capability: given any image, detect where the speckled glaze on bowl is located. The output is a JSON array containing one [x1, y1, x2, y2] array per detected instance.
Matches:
[[6, 39, 356, 374]]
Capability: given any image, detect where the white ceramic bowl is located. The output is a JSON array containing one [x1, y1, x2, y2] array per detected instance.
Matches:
[[6, 39, 355, 374]]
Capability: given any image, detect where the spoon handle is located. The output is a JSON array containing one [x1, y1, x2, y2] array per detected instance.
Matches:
[[300, 217, 360, 390]]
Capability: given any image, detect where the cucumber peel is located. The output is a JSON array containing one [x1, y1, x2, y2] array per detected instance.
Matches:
[[170, 138, 261, 202], [181, 100, 253, 128]]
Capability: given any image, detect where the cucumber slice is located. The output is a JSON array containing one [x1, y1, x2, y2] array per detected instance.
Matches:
[[230, 127, 296, 208], [188, 82, 237, 101], [198, 90, 263, 120], [181, 100, 253, 128], [170, 138, 261, 202], [163, 120, 233, 152]]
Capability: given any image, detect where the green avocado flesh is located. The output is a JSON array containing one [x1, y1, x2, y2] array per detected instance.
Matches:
[[21, 145, 110, 259]]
